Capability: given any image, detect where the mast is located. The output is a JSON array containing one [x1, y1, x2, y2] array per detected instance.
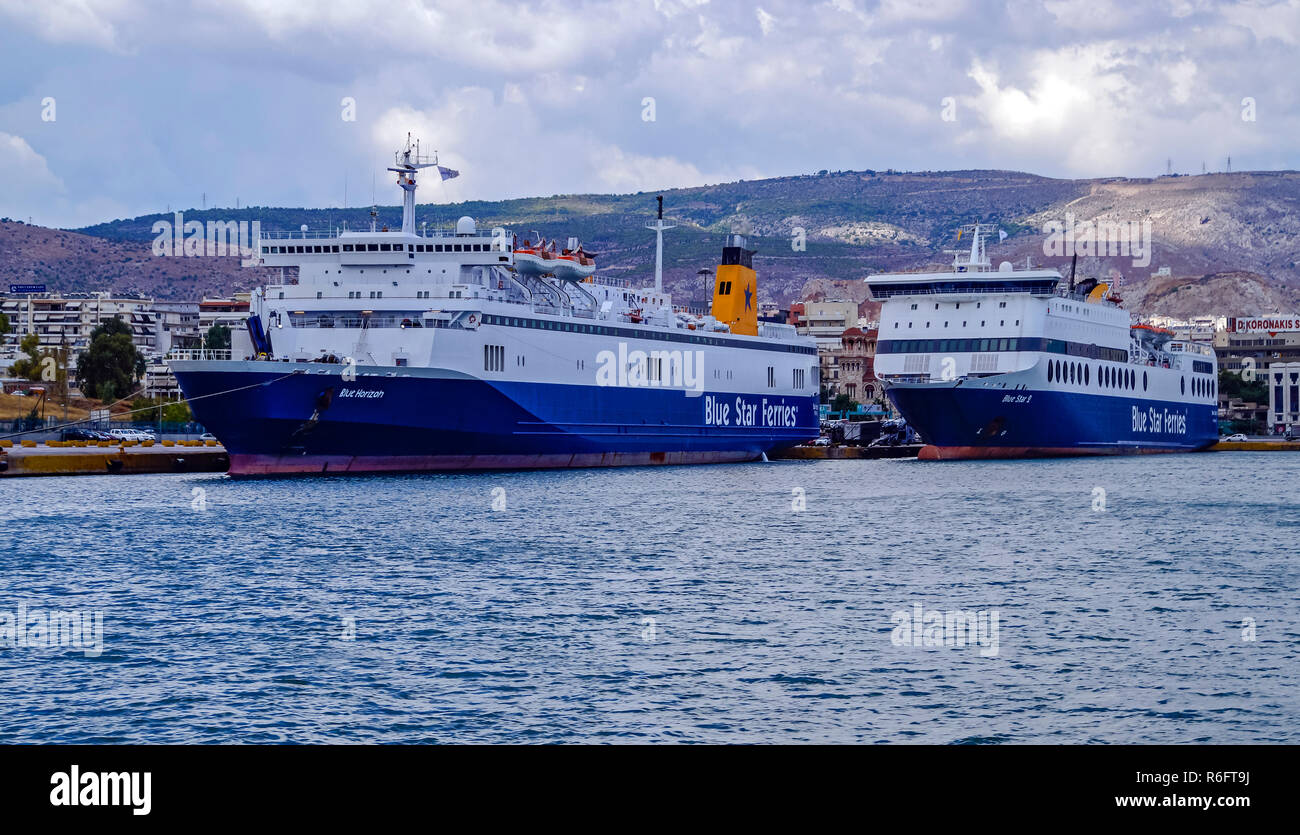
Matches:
[[387, 133, 436, 235], [645, 195, 675, 293]]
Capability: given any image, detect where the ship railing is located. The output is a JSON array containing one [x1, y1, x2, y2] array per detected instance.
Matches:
[[260, 230, 342, 240], [261, 226, 510, 241], [288, 315, 431, 329], [165, 348, 233, 361], [870, 285, 1056, 298]]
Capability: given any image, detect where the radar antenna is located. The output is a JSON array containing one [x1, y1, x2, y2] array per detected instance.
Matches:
[[387, 133, 438, 235]]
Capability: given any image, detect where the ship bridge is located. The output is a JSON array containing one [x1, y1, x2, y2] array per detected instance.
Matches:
[[866, 266, 1061, 300]]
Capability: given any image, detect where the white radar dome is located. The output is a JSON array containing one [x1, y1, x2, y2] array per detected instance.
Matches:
[[456, 216, 477, 235], [998, 261, 1014, 272]]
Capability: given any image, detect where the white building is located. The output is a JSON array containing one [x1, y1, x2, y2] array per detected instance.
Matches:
[[1267, 362, 1300, 433], [797, 300, 859, 349], [1, 292, 159, 370]]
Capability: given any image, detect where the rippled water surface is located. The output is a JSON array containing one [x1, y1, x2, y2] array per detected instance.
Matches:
[[1, 453, 1297, 743]]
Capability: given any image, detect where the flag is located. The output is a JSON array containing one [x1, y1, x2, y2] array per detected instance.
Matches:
[[998, 229, 1007, 242], [438, 166, 459, 181], [957, 230, 963, 240]]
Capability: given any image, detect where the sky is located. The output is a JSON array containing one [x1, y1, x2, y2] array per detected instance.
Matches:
[[0, 0, 1297, 228]]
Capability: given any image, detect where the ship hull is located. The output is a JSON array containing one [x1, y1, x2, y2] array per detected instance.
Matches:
[[887, 383, 1218, 460], [172, 361, 818, 476]]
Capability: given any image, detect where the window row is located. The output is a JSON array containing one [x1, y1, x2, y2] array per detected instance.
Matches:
[[264, 241, 503, 255], [879, 337, 1129, 363], [477, 314, 816, 355]]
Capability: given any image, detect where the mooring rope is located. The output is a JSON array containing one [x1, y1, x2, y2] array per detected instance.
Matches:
[[0, 369, 303, 441]]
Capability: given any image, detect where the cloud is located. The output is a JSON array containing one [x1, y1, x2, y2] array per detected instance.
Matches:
[[0, 132, 64, 217], [0, 0, 1296, 226], [370, 89, 758, 204], [0, 0, 130, 51]]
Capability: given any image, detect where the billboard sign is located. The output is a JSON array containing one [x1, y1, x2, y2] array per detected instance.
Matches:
[[1226, 316, 1300, 335]]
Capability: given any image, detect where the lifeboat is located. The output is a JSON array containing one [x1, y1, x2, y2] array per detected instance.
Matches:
[[514, 236, 558, 277], [550, 244, 596, 281], [513, 232, 596, 280]]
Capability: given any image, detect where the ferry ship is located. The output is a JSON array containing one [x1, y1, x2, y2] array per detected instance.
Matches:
[[868, 226, 1219, 459], [168, 140, 818, 475]]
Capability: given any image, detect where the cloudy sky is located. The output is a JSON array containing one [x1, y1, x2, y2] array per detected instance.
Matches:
[[0, 0, 1297, 228]]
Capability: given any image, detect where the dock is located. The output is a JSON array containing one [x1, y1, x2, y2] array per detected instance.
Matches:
[[0, 440, 229, 477], [1212, 440, 1300, 451]]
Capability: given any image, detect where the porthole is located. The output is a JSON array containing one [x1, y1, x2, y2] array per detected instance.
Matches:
[[1143, 371, 1148, 391]]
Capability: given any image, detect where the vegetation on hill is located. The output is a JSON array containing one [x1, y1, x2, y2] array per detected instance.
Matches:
[[0, 168, 1296, 313]]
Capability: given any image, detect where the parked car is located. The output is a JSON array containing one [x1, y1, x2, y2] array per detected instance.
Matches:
[[1221, 433, 1248, 442], [812, 436, 832, 447], [60, 428, 100, 441], [199, 432, 218, 442]]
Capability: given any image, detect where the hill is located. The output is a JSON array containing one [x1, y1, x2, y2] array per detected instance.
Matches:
[[2, 168, 1297, 314], [0, 220, 271, 301]]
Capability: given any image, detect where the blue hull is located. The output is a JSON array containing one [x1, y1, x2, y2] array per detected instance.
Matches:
[[887, 385, 1217, 458], [173, 364, 819, 475]]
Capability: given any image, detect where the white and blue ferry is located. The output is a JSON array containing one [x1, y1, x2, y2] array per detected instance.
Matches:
[[168, 140, 818, 475], [868, 226, 1219, 459]]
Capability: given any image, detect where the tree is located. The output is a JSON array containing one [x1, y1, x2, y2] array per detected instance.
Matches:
[[8, 333, 44, 380], [205, 324, 231, 350], [8, 333, 66, 386], [0, 311, 9, 335], [161, 401, 192, 423], [76, 316, 142, 403], [831, 393, 858, 413], [1219, 368, 1266, 404]]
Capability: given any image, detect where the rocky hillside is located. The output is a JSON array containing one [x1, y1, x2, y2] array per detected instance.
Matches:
[[0, 220, 272, 301], [2, 168, 1297, 315]]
